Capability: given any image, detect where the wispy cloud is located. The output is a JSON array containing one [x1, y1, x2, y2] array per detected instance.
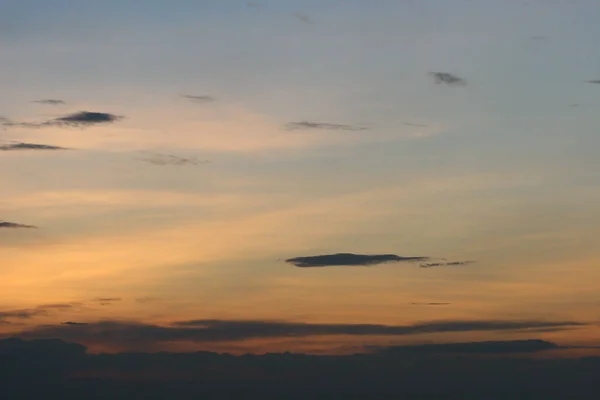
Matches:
[[182, 95, 216, 103], [0, 111, 122, 129], [284, 121, 368, 131], [410, 302, 451, 306], [285, 253, 429, 268], [32, 99, 66, 105], [0, 142, 69, 151], [292, 12, 312, 24], [61, 321, 89, 326], [137, 153, 210, 166], [587, 80, 600, 84], [430, 72, 467, 86], [420, 260, 475, 268], [0, 221, 37, 229]]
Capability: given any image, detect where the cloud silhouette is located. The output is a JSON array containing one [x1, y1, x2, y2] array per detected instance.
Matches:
[[284, 121, 368, 131], [430, 72, 467, 86], [32, 99, 66, 105], [587, 80, 600, 84], [420, 260, 475, 268], [410, 302, 451, 306], [0, 221, 37, 229], [285, 253, 429, 267], [0, 142, 69, 151], [61, 322, 89, 326], [52, 111, 122, 126], [377, 339, 559, 355], [17, 318, 585, 347], [182, 95, 216, 103], [93, 298, 122, 302], [137, 153, 210, 166]]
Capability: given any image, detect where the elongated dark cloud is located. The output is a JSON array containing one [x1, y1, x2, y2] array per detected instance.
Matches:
[[0, 142, 69, 151], [430, 72, 467, 86], [0, 221, 37, 228], [32, 99, 66, 105], [377, 339, 559, 355], [420, 260, 475, 268], [411, 302, 451, 306], [587, 80, 600, 84], [182, 94, 216, 103], [285, 121, 368, 131], [0, 303, 81, 324], [52, 111, 122, 126], [61, 322, 89, 326], [285, 253, 429, 267], [17, 319, 585, 347], [137, 153, 209, 166]]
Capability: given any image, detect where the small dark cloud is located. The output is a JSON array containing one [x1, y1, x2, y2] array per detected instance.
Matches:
[[61, 322, 89, 326], [420, 260, 475, 268], [411, 302, 451, 306], [92, 297, 121, 306], [0, 221, 37, 229], [137, 153, 210, 166], [0, 142, 69, 151], [292, 12, 312, 24], [430, 72, 467, 86], [52, 111, 122, 126], [182, 95, 216, 103], [32, 99, 66, 105], [285, 121, 368, 131], [285, 253, 429, 268], [587, 80, 600, 84]]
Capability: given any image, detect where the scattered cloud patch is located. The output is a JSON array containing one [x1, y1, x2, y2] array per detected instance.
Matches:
[[32, 99, 66, 105], [61, 322, 89, 326], [135, 297, 163, 304], [587, 80, 600, 84], [420, 260, 475, 268], [137, 153, 210, 166], [182, 95, 216, 103], [284, 121, 368, 131], [0, 142, 69, 151], [0, 221, 37, 229], [430, 72, 467, 86], [292, 12, 312, 24], [285, 253, 429, 268], [411, 302, 451, 306]]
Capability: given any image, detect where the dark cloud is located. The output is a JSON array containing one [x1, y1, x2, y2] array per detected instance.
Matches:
[[52, 111, 122, 126], [376, 339, 559, 355], [285, 253, 429, 268], [0, 221, 37, 229], [411, 302, 451, 306], [284, 121, 368, 131], [430, 72, 467, 86], [0, 309, 48, 320], [587, 80, 600, 84], [182, 95, 216, 103], [32, 99, 66, 105], [17, 318, 584, 347], [137, 153, 210, 166], [419, 260, 475, 268], [61, 322, 89, 326], [0, 142, 69, 151]]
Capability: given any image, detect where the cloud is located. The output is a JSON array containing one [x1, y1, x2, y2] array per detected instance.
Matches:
[[37, 304, 80, 311], [376, 339, 559, 355], [284, 253, 429, 267], [587, 80, 600, 84], [135, 297, 163, 304], [0, 142, 69, 151], [0, 303, 80, 324], [61, 322, 89, 326], [410, 303, 451, 306], [419, 260, 476, 268], [32, 99, 66, 105], [182, 95, 216, 103], [292, 12, 312, 24], [0, 221, 37, 229], [93, 298, 122, 302], [137, 153, 210, 166], [52, 111, 122, 126], [284, 121, 368, 131], [430, 72, 467, 86], [17, 319, 585, 348]]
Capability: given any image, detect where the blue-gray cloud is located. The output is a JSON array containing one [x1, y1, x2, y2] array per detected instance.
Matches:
[[285, 253, 429, 268]]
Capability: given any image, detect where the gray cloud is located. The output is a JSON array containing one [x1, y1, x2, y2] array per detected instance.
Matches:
[[420, 260, 476, 268], [404, 122, 428, 127], [587, 80, 600, 84], [18, 319, 585, 346], [430, 72, 467, 86], [376, 339, 559, 355], [32, 99, 66, 105], [0, 221, 37, 229], [182, 95, 216, 103], [411, 302, 451, 306], [292, 12, 312, 24], [285, 253, 429, 268], [0, 142, 69, 151], [137, 153, 210, 166], [61, 322, 89, 326], [284, 121, 368, 131], [52, 111, 122, 126]]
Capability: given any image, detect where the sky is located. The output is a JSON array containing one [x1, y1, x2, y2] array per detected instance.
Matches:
[[1, 0, 600, 356]]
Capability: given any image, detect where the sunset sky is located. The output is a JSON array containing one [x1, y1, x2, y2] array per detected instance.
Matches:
[[2, 0, 600, 355]]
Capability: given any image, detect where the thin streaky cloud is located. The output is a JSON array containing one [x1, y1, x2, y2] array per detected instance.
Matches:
[[32, 99, 66, 105], [285, 253, 431, 268], [284, 121, 368, 131], [0, 142, 70, 151], [0, 221, 37, 229]]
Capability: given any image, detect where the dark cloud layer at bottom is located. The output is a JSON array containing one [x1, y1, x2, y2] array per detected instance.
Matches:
[[2, 337, 600, 399]]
